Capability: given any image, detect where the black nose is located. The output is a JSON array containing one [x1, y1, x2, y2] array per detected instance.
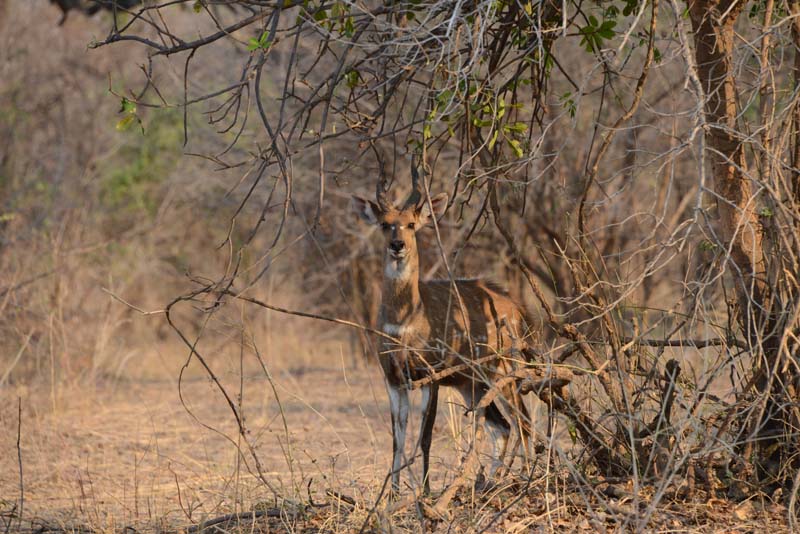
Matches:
[[390, 240, 405, 253]]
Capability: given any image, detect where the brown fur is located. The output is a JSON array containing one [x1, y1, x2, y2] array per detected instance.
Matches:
[[381, 278, 534, 386], [352, 190, 536, 495]]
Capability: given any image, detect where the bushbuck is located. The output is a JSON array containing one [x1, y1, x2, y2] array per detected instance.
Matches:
[[351, 162, 537, 495]]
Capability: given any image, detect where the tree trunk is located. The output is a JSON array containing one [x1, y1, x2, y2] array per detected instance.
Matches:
[[791, 1, 800, 202], [689, 2, 766, 303], [689, 0, 797, 486]]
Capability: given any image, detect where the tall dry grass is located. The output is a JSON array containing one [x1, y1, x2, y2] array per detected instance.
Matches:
[[1, 1, 798, 532]]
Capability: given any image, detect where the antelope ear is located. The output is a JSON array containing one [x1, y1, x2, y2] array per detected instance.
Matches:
[[351, 196, 381, 225], [418, 193, 448, 227]]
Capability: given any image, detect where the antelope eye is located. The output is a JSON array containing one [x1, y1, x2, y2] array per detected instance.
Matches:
[[407, 222, 415, 230], [380, 222, 391, 230]]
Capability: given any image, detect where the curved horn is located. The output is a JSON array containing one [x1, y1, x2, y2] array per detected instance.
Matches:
[[376, 180, 391, 211], [405, 157, 423, 209], [371, 141, 392, 211]]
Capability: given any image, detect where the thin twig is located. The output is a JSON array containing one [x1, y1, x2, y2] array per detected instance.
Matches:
[[16, 398, 23, 532]]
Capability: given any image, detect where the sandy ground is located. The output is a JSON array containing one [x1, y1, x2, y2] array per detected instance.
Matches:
[[1, 351, 793, 533], [0, 358, 474, 530]]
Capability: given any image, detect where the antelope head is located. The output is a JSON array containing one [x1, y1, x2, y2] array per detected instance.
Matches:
[[352, 162, 448, 276]]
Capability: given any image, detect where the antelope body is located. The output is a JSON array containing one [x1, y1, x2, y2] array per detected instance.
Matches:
[[352, 164, 536, 495]]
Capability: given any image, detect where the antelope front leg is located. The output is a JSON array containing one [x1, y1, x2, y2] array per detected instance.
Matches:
[[388, 384, 409, 496], [419, 383, 439, 495]]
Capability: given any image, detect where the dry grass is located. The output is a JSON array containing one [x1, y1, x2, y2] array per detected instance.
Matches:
[[1, 348, 389, 531], [0, 340, 792, 533], [0, 2, 796, 532]]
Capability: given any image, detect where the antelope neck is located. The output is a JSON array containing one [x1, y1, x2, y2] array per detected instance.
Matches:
[[382, 250, 422, 324]]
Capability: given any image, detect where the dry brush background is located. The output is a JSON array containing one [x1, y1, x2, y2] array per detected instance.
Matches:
[[1, 0, 800, 532]]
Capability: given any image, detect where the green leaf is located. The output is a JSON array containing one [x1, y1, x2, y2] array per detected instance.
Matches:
[[120, 97, 136, 114], [436, 89, 453, 105], [623, 0, 638, 16], [559, 91, 576, 118], [597, 20, 616, 39], [193, 0, 203, 13], [115, 114, 137, 131], [507, 138, 523, 158], [544, 51, 554, 72], [505, 122, 528, 133], [699, 240, 718, 252], [588, 15, 598, 27], [248, 31, 272, 51], [567, 421, 578, 445], [488, 129, 499, 150], [343, 16, 354, 37], [579, 27, 595, 53], [314, 9, 327, 21], [598, 28, 614, 39], [523, 1, 532, 16], [345, 69, 359, 88]]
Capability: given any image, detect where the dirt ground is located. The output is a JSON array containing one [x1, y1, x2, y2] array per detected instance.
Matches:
[[0, 353, 474, 532], [0, 348, 794, 533]]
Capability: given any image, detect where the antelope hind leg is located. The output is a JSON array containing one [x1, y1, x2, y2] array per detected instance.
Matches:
[[419, 383, 439, 495]]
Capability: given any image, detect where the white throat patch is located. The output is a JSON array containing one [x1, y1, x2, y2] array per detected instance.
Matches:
[[384, 258, 412, 281]]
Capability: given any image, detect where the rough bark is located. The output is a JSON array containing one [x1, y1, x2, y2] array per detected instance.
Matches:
[[688, 1, 767, 306], [791, 1, 800, 202], [689, 0, 799, 485]]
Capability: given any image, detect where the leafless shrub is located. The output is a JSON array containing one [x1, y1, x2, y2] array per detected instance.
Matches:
[[5, 0, 800, 529]]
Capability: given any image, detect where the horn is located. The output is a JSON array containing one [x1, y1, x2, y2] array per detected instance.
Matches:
[[371, 141, 392, 211], [376, 180, 391, 211], [405, 156, 423, 209]]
